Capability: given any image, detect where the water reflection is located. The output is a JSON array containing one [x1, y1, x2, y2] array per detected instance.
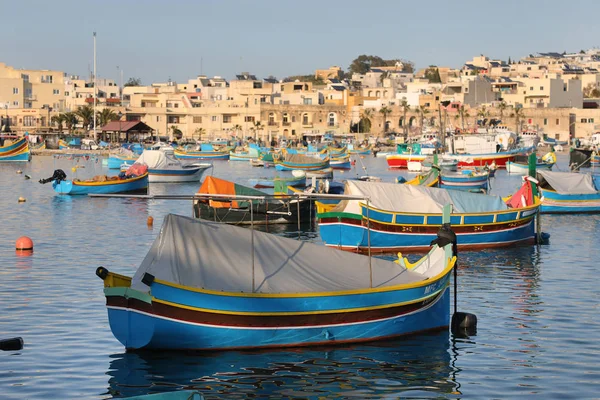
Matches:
[[105, 332, 457, 399]]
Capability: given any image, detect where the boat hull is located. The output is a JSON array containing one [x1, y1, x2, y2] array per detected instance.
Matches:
[[103, 273, 451, 350], [387, 148, 532, 169], [52, 173, 148, 195], [0, 137, 31, 162], [318, 204, 538, 253], [540, 188, 600, 213], [108, 156, 138, 169], [507, 161, 553, 175], [439, 174, 488, 191], [230, 153, 259, 161], [174, 150, 229, 160], [148, 166, 210, 183], [250, 178, 306, 188], [275, 161, 329, 171], [194, 198, 312, 224]]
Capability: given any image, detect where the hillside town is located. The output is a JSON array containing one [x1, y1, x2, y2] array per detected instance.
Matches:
[[2, 49, 600, 144]]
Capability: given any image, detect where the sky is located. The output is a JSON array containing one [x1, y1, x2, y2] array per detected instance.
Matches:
[[2, 0, 599, 85]]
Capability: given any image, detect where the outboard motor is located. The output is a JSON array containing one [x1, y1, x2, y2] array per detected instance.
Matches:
[[39, 169, 67, 184]]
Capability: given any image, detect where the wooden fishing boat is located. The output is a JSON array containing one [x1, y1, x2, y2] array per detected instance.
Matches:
[[97, 213, 456, 350], [537, 170, 600, 213], [134, 150, 212, 182], [274, 152, 330, 171], [174, 144, 230, 160], [347, 143, 371, 155], [107, 153, 138, 169], [507, 161, 553, 174], [249, 175, 307, 189], [194, 176, 312, 225], [58, 139, 69, 149], [230, 147, 260, 161], [439, 171, 489, 192], [330, 154, 352, 169], [42, 169, 148, 195], [30, 141, 46, 151], [317, 179, 540, 253], [404, 166, 440, 187], [305, 167, 334, 179], [0, 136, 30, 162]]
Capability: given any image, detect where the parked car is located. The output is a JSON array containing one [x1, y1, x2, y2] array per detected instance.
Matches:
[[81, 139, 99, 150]]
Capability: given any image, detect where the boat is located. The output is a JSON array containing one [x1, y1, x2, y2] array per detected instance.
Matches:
[[249, 159, 264, 167], [407, 160, 428, 172], [58, 139, 69, 149], [274, 152, 330, 171], [330, 154, 352, 169], [0, 136, 31, 162], [193, 176, 312, 225], [107, 152, 138, 169], [537, 170, 600, 213], [543, 135, 568, 146], [249, 173, 307, 189], [97, 213, 456, 350], [387, 147, 533, 169], [317, 179, 540, 253], [347, 143, 371, 155], [30, 140, 46, 151], [40, 166, 149, 195], [230, 147, 260, 161], [133, 150, 212, 182], [174, 144, 230, 160], [305, 167, 334, 179], [404, 166, 440, 187], [439, 170, 489, 192], [592, 152, 600, 167], [569, 147, 593, 169], [506, 151, 555, 175]]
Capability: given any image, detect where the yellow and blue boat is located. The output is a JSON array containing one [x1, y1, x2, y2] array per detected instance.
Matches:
[[275, 151, 329, 171], [0, 136, 31, 162], [439, 171, 489, 192], [97, 214, 456, 351], [538, 170, 600, 213], [317, 179, 540, 253], [174, 144, 230, 160], [107, 153, 138, 169], [45, 170, 149, 195]]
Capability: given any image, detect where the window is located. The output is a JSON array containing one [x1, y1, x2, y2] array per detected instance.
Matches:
[[530, 87, 534, 91], [53, 89, 60, 95], [64, 91, 70, 96], [167, 116, 179, 124], [21, 74, 29, 82], [543, 118, 548, 125], [223, 115, 232, 123], [12, 101, 18, 106], [166, 102, 172, 108], [156, 116, 160, 122], [268, 113, 275, 125], [211, 116, 217, 122], [291, 115, 296, 123], [245, 116, 255, 123], [303, 98, 312, 105], [556, 119, 560, 125], [174, 103, 179, 108], [13, 88, 18, 94], [193, 116, 202, 123], [564, 85, 567, 91], [581, 118, 588, 123], [328, 113, 336, 127], [282, 113, 289, 124], [590, 118, 595, 123], [540, 86, 544, 90], [23, 116, 35, 126], [302, 113, 309, 125]]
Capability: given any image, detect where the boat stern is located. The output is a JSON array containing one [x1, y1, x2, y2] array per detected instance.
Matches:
[[96, 268, 155, 350]]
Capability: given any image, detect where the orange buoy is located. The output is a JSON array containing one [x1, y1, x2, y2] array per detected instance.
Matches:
[[15, 236, 34, 252], [147, 216, 154, 226], [18, 197, 26, 203]]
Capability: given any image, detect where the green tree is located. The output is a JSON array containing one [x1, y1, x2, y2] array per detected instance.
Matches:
[[497, 101, 508, 121], [124, 77, 142, 87], [424, 67, 442, 83], [477, 106, 489, 126], [75, 105, 94, 130], [194, 127, 206, 141], [400, 99, 410, 137], [97, 108, 119, 127], [51, 114, 65, 132], [62, 112, 78, 134], [358, 108, 374, 134], [253, 120, 263, 140], [456, 105, 470, 130], [170, 125, 182, 139], [379, 106, 391, 133], [418, 106, 430, 134], [511, 106, 525, 133]]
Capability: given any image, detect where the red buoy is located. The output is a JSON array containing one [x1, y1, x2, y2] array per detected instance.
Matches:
[[15, 236, 33, 252]]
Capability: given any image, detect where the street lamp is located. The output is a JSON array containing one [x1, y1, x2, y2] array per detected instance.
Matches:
[[117, 111, 123, 144]]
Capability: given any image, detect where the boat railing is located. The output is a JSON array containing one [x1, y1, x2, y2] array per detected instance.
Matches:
[[89, 191, 376, 290]]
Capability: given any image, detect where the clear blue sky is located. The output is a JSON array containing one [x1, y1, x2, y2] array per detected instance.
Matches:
[[2, 0, 598, 85]]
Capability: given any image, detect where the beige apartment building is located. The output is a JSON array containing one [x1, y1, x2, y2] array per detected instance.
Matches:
[[0, 62, 67, 111]]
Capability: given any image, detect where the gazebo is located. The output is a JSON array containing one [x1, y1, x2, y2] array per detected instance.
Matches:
[[100, 121, 154, 143]]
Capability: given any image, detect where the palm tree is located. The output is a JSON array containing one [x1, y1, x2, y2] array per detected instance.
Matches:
[[400, 99, 410, 137], [457, 105, 470, 131], [62, 112, 78, 134], [194, 127, 206, 141], [254, 121, 263, 141], [418, 106, 430, 134], [511, 106, 525, 133], [477, 105, 489, 127], [379, 105, 391, 134], [75, 105, 94, 131], [233, 124, 242, 138], [359, 108, 373, 134], [497, 101, 508, 122], [51, 114, 65, 132], [97, 108, 118, 127]]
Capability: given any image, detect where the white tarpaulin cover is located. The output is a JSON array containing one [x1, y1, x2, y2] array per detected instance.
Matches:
[[135, 150, 172, 169], [331, 180, 508, 215], [538, 170, 598, 195], [131, 214, 447, 293]]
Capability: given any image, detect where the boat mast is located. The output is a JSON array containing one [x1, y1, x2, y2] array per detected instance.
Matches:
[[93, 32, 97, 140]]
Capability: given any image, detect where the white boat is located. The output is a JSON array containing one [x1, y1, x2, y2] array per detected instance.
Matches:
[[305, 167, 334, 179], [133, 150, 212, 182]]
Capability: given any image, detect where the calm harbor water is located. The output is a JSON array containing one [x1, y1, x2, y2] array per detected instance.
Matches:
[[1, 152, 599, 399]]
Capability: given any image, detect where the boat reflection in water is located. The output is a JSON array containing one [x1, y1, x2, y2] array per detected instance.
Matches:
[[105, 331, 458, 399]]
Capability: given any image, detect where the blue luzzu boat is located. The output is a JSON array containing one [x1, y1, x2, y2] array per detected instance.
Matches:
[[317, 179, 540, 253], [0, 136, 31, 162], [44, 170, 149, 195], [174, 144, 230, 160], [439, 171, 489, 192], [537, 170, 600, 213], [330, 154, 352, 169], [97, 214, 456, 351], [275, 152, 330, 171], [107, 153, 138, 169], [229, 147, 260, 161]]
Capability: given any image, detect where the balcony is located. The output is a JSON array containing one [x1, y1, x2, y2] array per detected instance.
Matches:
[[302, 123, 313, 128], [268, 121, 277, 126], [282, 121, 291, 126]]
